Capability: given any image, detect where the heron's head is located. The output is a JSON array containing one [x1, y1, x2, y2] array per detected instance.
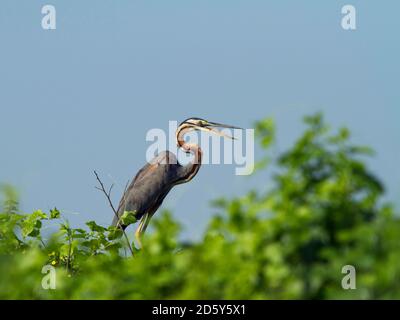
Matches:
[[178, 117, 242, 140]]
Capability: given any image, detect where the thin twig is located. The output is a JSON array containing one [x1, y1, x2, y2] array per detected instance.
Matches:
[[113, 179, 131, 227], [39, 238, 46, 249], [120, 179, 131, 259], [66, 233, 72, 272], [93, 170, 134, 256]]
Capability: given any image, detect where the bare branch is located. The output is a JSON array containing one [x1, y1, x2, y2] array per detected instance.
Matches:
[[93, 170, 134, 256], [115, 179, 131, 221], [108, 184, 114, 197]]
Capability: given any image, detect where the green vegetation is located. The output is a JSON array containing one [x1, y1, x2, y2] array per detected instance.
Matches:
[[1, 113, 400, 299]]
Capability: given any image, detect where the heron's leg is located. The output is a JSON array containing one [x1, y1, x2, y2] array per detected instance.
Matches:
[[135, 213, 152, 249]]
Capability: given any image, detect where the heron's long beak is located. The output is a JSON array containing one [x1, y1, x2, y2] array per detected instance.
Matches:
[[207, 121, 242, 130], [201, 121, 243, 140]]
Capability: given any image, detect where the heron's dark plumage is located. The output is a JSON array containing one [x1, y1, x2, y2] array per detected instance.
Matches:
[[112, 151, 196, 229]]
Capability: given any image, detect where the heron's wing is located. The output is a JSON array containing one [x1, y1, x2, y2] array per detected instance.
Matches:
[[132, 150, 178, 184], [113, 151, 179, 227], [131, 161, 152, 185], [115, 161, 155, 221], [116, 152, 169, 214]]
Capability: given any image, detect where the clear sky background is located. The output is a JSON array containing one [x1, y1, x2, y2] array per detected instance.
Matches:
[[1, 1, 399, 240]]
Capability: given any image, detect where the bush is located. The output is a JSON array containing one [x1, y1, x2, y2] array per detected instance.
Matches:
[[1, 113, 399, 299]]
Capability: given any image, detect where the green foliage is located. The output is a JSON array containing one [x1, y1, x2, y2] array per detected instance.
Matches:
[[0, 184, 19, 214], [120, 211, 138, 226], [1, 113, 400, 299]]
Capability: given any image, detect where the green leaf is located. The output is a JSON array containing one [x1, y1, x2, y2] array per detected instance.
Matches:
[[86, 221, 107, 232], [105, 241, 122, 253], [72, 228, 88, 239], [255, 118, 275, 148], [32, 209, 47, 220], [21, 221, 35, 238], [120, 211, 137, 226], [20, 210, 47, 238], [50, 207, 61, 219], [107, 227, 123, 240]]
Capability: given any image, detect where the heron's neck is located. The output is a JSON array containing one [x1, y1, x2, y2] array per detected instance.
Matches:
[[177, 127, 202, 163], [176, 126, 202, 181]]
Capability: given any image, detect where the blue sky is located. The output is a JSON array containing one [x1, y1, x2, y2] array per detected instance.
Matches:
[[1, 1, 399, 240]]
